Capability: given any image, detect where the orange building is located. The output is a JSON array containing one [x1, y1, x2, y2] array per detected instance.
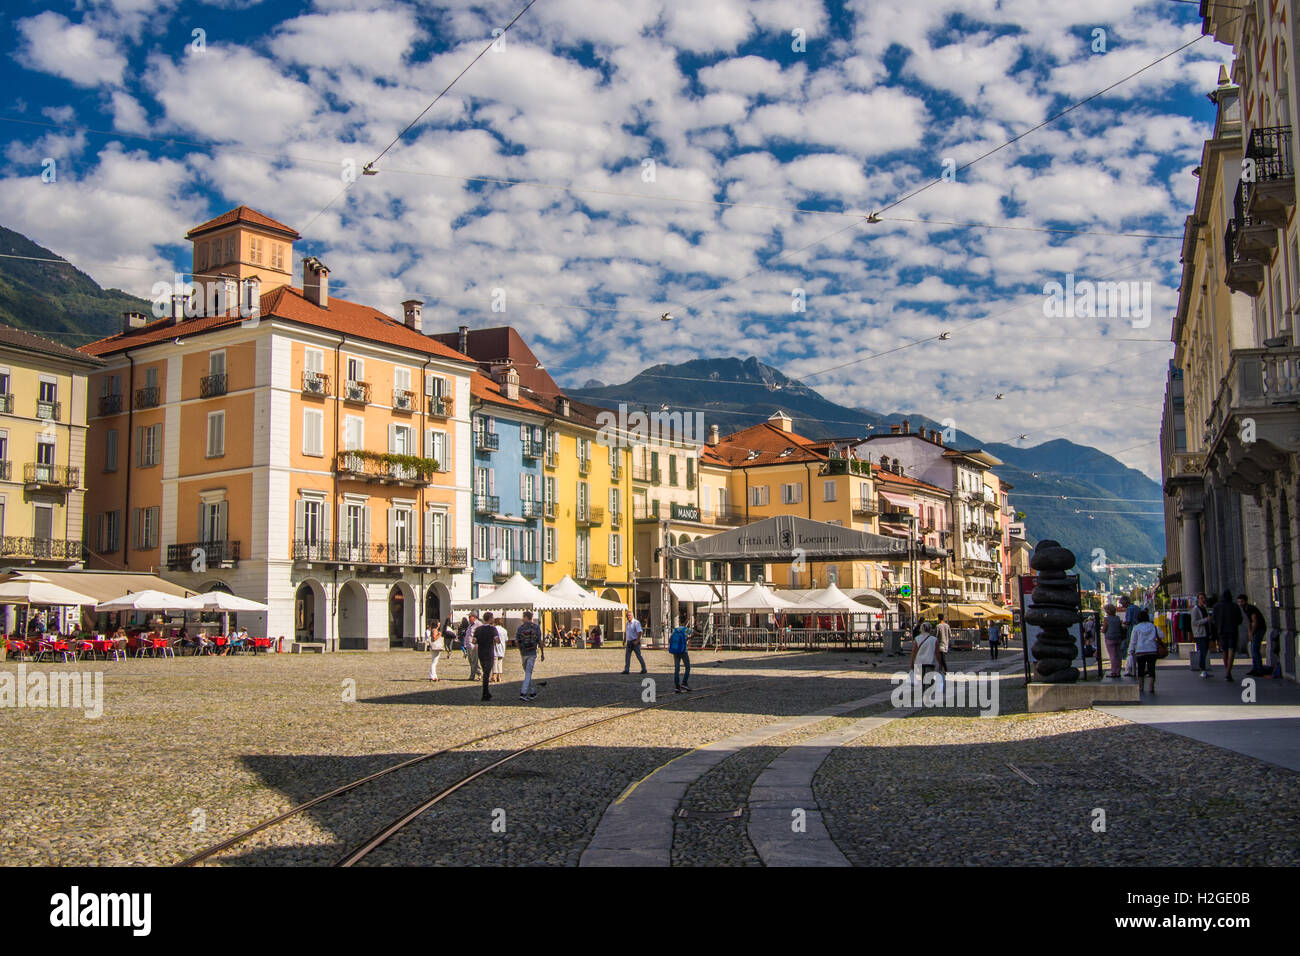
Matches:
[[81, 206, 477, 650]]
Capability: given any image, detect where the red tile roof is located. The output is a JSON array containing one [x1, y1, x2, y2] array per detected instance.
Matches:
[[0, 323, 103, 366], [471, 372, 551, 415], [185, 206, 301, 241], [80, 286, 477, 365], [708, 420, 826, 467], [874, 470, 949, 497], [427, 326, 562, 397]]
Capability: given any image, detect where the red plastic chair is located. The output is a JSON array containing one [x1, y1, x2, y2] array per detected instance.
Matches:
[[37, 639, 72, 663], [6, 639, 30, 662]]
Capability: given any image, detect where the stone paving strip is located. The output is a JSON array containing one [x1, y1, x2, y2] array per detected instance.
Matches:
[[581, 656, 1018, 866], [813, 681, 1300, 867]]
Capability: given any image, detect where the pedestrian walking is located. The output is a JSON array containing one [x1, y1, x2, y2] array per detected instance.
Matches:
[[1216, 589, 1243, 681], [934, 615, 951, 673], [516, 610, 542, 701], [622, 610, 647, 674], [1103, 604, 1124, 678], [492, 618, 507, 683], [1191, 592, 1213, 678], [668, 611, 692, 693], [1238, 594, 1268, 677], [429, 618, 446, 681], [1129, 608, 1162, 694], [463, 612, 482, 680], [473, 613, 500, 701], [910, 621, 939, 684], [987, 620, 1001, 660]]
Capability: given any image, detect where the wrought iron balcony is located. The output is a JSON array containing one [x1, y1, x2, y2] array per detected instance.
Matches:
[[572, 561, 607, 583], [135, 385, 160, 408], [0, 460, 10, 481], [98, 394, 122, 416], [520, 499, 543, 519], [474, 431, 499, 453], [35, 400, 61, 421], [633, 500, 661, 521], [0, 537, 82, 562], [167, 540, 240, 569], [342, 380, 370, 404], [545, 450, 558, 468], [392, 388, 415, 412], [522, 439, 541, 459], [1243, 125, 1294, 228], [577, 505, 605, 526], [292, 539, 468, 568], [335, 451, 433, 486], [301, 371, 330, 397], [632, 464, 661, 483], [578, 457, 591, 476], [851, 497, 878, 516], [474, 494, 500, 514], [199, 374, 227, 398], [427, 394, 453, 418], [610, 460, 623, 480], [24, 462, 77, 490], [0, 394, 11, 414], [1224, 216, 1266, 296], [1203, 345, 1300, 495], [699, 505, 747, 526]]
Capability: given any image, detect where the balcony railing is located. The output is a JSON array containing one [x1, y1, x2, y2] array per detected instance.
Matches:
[[578, 457, 591, 476], [392, 388, 415, 412], [578, 505, 605, 526], [0, 394, 11, 413], [819, 458, 870, 476], [335, 451, 434, 486], [544, 498, 557, 519], [633, 500, 660, 521], [135, 385, 160, 408], [0, 460, 10, 481], [302, 371, 330, 397], [199, 374, 227, 398], [610, 461, 623, 480], [474, 494, 500, 514], [520, 499, 543, 519], [632, 465, 661, 483], [474, 432, 500, 453], [545, 450, 558, 468], [699, 505, 747, 526], [851, 497, 878, 516], [293, 539, 468, 568], [572, 561, 607, 582], [167, 540, 240, 569], [0, 537, 82, 561], [522, 439, 541, 460], [98, 394, 122, 416], [427, 394, 453, 418], [24, 463, 78, 490], [342, 380, 370, 404], [1243, 125, 1294, 226], [1224, 215, 1266, 296], [35, 400, 61, 421], [1205, 346, 1300, 474]]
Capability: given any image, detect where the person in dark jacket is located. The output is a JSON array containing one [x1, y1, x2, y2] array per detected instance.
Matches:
[[1102, 605, 1125, 678], [1238, 594, 1268, 677], [1217, 589, 1243, 681], [474, 612, 501, 701]]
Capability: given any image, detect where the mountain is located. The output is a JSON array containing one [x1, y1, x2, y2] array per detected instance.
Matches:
[[0, 225, 151, 342], [569, 358, 1165, 591]]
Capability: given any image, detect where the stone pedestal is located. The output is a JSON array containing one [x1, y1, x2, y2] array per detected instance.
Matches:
[[1027, 681, 1140, 712]]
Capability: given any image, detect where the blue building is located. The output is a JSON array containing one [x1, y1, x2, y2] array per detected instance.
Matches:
[[469, 367, 548, 597]]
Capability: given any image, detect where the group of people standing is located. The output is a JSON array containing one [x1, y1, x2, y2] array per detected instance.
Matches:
[[1187, 590, 1271, 682]]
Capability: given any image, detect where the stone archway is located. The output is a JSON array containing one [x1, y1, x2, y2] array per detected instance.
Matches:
[[388, 581, 416, 647], [426, 582, 451, 634], [338, 580, 368, 650], [599, 587, 623, 642], [295, 579, 325, 644]]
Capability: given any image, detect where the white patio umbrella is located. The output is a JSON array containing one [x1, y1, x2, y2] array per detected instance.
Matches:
[[94, 590, 203, 613], [454, 572, 567, 611], [797, 582, 873, 612], [0, 578, 100, 607], [196, 592, 268, 612], [545, 575, 627, 611]]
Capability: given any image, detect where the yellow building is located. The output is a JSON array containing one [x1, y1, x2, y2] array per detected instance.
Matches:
[[0, 324, 101, 572]]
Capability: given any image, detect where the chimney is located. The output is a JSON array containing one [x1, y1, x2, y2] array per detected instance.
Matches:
[[558, 397, 570, 417], [121, 311, 148, 333], [497, 365, 520, 401], [708, 424, 720, 446], [217, 274, 238, 316], [458, 325, 469, 356], [919, 427, 927, 440], [768, 410, 792, 432], [402, 299, 423, 332], [242, 276, 261, 318], [302, 256, 329, 308], [902, 418, 910, 434], [890, 424, 902, 435], [169, 294, 186, 325]]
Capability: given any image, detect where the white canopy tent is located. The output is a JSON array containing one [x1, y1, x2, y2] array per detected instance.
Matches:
[[0, 576, 101, 608], [726, 582, 799, 612], [95, 590, 204, 613], [546, 575, 626, 611], [453, 572, 568, 612], [796, 582, 874, 612], [196, 592, 268, 612]]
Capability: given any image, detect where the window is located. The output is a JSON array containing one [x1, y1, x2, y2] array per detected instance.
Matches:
[[304, 348, 324, 378], [474, 466, 490, 496], [394, 366, 411, 395], [343, 502, 368, 546], [390, 423, 413, 455], [0, 370, 8, 398], [426, 374, 447, 397], [36, 439, 55, 466], [136, 424, 161, 467], [39, 380, 56, 404], [206, 411, 225, 457], [200, 499, 228, 543], [609, 486, 621, 519], [196, 243, 208, 270], [523, 530, 537, 562], [391, 507, 412, 556], [98, 511, 121, 553], [426, 429, 447, 468], [476, 525, 490, 561], [609, 533, 623, 567], [272, 243, 284, 271], [780, 483, 803, 505], [347, 356, 364, 383], [105, 429, 118, 471], [425, 509, 447, 554], [209, 350, 226, 378], [750, 485, 769, 507], [133, 505, 160, 550], [33, 503, 52, 540], [251, 236, 263, 264], [344, 416, 364, 450], [823, 480, 836, 502], [521, 473, 536, 504], [577, 481, 589, 519], [668, 454, 677, 485], [297, 498, 324, 545], [544, 475, 556, 514], [544, 527, 556, 563], [303, 408, 324, 457]]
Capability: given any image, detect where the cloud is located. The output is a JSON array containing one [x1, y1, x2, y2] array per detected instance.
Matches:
[[16, 12, 129, 88]]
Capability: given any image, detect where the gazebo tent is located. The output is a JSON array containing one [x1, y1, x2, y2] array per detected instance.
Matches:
[[796, 582, 874, 612], [454, 572, 566, 611], [726, 582, 798, 612], [546, 575, 627, 611]]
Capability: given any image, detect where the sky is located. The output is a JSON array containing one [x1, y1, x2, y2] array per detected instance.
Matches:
[[0, 0, 1231, 480]]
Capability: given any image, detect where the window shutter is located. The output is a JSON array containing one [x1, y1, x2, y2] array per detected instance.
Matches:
[[425, 428, 434, 458], [363, 507, 371, 545], [339, 502, 348, 545], [424, 510, 434, 557], [132, 508, 141, 549], [135, 426, 143, 467], [488, 469, 495, 495], [321, 499, 331, 544], [96, 513, 105, 553], [387, 507, 396, 557], [217, 501, 227, 542], [520, 473, 527, 501], [388, 423, 397, 454], [294, 499, 305, 544]]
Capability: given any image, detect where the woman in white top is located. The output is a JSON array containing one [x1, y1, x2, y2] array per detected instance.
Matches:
[[491, 623, 506, 682], [1128, 608, 1162, 694], [429, 618, 446, 682], [910, 622, 939, 682]]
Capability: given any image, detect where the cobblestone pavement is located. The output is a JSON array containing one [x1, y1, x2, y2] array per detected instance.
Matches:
[[13, 642, 1287, 867]]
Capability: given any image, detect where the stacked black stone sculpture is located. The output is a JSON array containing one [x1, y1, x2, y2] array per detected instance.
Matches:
[[1025, 539, 1082, 684]]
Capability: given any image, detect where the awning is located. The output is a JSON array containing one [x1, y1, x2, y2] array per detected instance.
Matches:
[[842, 587, 891, 608], [0, 570, 194, 602], [878, 491, 914, 510], [975, 602, 1012, 620], [664, 515, 944, 562], [669, 582, 750, 603]]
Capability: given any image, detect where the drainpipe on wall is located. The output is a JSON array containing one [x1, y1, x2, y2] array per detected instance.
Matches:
[[122, 351, 136, 569]]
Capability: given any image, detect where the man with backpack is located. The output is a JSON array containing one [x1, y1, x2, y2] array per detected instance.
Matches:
[[473, 612, 500, 701], [668, 611, 693, 693], [516, 610, 542, 701]]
